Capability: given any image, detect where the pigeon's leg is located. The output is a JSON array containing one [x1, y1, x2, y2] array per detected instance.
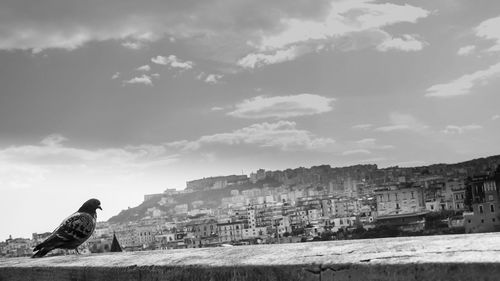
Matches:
[[75, 248, 81, 255]]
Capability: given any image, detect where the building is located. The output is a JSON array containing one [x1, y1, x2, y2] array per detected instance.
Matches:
[[464, 170, 500, 233], [375, 187, 425, 216], [217, 221, 245, 243]]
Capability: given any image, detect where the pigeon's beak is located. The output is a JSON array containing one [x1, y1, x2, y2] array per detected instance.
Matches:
[[98, 206, 102, 210]]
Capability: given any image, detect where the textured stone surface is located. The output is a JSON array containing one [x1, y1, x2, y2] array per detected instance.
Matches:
[[1, 232, 500, 280]]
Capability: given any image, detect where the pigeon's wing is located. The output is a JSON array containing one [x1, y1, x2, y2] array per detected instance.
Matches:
[[55, 212, 96, 247], [34, 212, 96, 251]]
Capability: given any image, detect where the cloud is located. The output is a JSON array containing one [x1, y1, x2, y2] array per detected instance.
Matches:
[[457, 45, 476, 56], [123, 74, 153, 86], [0, 0, 428, 68], [228, 94, 335, 119], [476, 16, 500, 52], [355, 138, 394, 150], [375, 113, 428, 133], [256, 2, 429, 51], [492, 115, 500, 121], [121, 41, 146, 50], [136, 65, 151, 72], [198, 73, 224, 84], [205, 74, 223, 84], [442, 124, 483, 134], [359, 157, 387, 164], [425, 62, 500, 97], [425, 16, 500, 98], [40, 134, 67, 147], [342, 149, 371, 156], [238, 45, 311, 69], [211, 106, 224, 111], [374, 124, 410, 132], [376, 34, 427, 52], [352, 124, 373, 130], [238, 1, 429, 67], [111, 72, 120, 79], [151, 55, 194, 70], [0, 134, 178, 189], [166, 121, 336, 152]]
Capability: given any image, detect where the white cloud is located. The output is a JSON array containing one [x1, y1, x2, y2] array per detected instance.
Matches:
[[151, 73, 160, 78], [492, 114, 500, 121], [121, 41, 146, 50], [457, 45, 476, 56], [166, 121, 335, 152], [211, 106, 224, 111], [476, 16, 500, 52], [355, 138, 394, 150], [238, 1, 429, 67], [0, 134, 178, 190], [111, 72, 120, 79], [136, 65, 151, 72], [123, 74, 153, 86], [40, 134, 67, 147], [425, 62, 500, 98], [151, 55, 194, 70], [352, 124, 373, 130], [374, 124, 410, 132], [375, 112, 428, 133], [376, 34, 427, 52], [0, 0, 428, 68], [196, 72, 223, 84], [204, 74, 224, 84], [257, 2, 429, 51], [359, 157, 387, 164], [342, 149, 371, 156], [228, 94, 335, 119], [442, 124, 483, 134], [238, 45, 310, 69]]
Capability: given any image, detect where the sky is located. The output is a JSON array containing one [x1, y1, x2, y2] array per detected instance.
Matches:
[[1, 0, 500, 240]]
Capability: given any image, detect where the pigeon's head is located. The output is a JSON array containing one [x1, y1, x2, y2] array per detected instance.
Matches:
[[78, 198, 102, 215]]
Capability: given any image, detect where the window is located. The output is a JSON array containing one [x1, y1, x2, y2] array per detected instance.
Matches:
[[491, 204, 495, 213], [411, 191, 415, 199], [479, 205, 484, 214], [489, 195, 494, 201], [493, 218, 496, 222], [481, 219, 484, 223]]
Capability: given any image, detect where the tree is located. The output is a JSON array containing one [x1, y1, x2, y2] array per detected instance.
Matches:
[[292, 227, 305, 236]]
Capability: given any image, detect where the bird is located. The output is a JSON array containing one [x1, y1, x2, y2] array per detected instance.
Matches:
[[32, 198, 102, 258]]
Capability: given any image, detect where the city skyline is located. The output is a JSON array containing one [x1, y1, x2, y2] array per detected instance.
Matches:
[[1, 0, 500, 240]]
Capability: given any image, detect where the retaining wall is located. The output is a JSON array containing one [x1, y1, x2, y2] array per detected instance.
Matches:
[[1, 232, 500, 281]]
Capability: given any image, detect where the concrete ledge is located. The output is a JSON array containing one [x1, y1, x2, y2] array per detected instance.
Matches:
[[2, 232, 500, 281]]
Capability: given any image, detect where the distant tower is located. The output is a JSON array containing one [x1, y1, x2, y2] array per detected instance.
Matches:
[[110, 233, 122, 252]]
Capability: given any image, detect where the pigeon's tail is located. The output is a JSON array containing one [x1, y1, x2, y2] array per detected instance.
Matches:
[[31, 247, 53, 258]]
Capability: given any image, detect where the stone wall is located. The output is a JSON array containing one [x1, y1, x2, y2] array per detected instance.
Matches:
[[2, 232, 500, 281]]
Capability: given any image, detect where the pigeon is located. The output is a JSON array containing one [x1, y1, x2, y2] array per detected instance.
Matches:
[[32, 198, 102, 258]]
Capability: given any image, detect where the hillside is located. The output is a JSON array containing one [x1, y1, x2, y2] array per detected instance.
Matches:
[[108, 155, 500, 224]]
